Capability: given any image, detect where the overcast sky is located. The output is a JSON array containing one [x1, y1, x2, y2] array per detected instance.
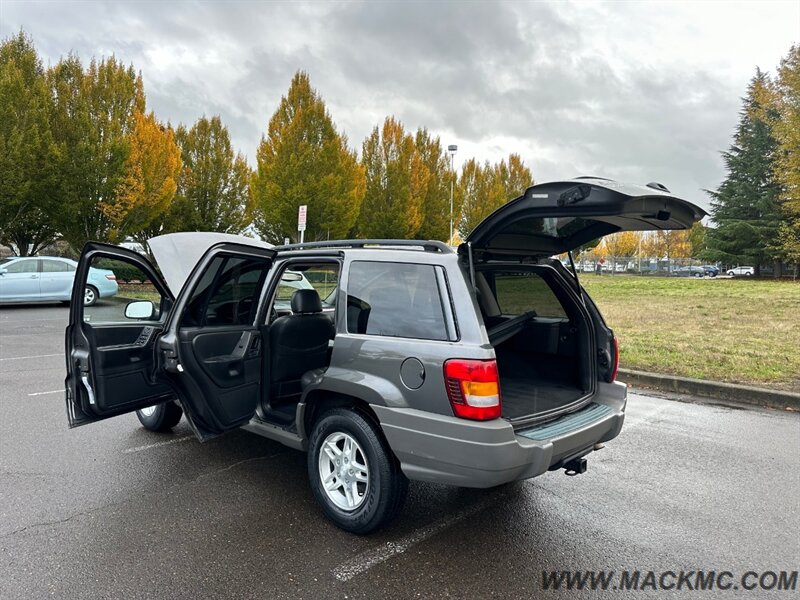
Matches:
[[2, 1, 798, 210]]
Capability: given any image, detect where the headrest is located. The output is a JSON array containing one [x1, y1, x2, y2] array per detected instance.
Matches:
[[291, 289, 322, 314]]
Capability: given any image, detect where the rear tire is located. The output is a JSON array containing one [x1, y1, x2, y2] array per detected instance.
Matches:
[[308, 407, 408, 534], [136, 401, 183, 431], [83, 285, 98, 306]]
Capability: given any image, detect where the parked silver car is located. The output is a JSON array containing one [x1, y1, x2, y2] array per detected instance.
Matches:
[[63, 179, 705, 533]]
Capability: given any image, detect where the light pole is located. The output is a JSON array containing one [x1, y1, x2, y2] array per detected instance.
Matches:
[[448, 144, 457, 244]]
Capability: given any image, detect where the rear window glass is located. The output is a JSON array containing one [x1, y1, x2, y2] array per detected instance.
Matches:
[[502, 216, 593, 239], [346, 261, 448, 341], [489, 271, 567, 319], [41, 259, 75, 272]]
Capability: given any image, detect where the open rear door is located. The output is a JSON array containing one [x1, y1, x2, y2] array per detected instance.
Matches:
[[158, 242, 276, 441], [464, 178, 707, 259], [65, 243, 176, 427]]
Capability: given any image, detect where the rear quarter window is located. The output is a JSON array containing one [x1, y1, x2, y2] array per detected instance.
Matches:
[[346, 261, 450, 341], [490, 271, 567, 319]]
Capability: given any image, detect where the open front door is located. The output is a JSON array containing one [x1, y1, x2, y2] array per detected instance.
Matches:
[[158, 242, 276, 441], [65, 243, 176, 427]]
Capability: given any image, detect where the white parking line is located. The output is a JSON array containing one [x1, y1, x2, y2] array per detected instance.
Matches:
[[28, 389, 64, 397], [0, 353, 62, 361], [332, 491, 505, 582], [122, 435, 193, 454]]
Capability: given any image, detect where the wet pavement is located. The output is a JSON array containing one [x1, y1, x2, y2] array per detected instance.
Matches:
[[1, 304, 798, 598]]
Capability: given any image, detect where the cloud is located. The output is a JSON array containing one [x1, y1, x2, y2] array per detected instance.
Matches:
[[2, 0, 798, 210]]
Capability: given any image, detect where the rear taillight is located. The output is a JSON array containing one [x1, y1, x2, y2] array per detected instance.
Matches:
[[610, 336, 619, 382], [444, 359, 501, 421], [105, 274, 116, 281]]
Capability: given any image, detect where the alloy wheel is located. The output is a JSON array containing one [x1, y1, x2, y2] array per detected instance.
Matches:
[[318, 431, 369, 511]]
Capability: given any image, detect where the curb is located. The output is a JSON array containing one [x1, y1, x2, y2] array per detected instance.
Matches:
[[618, 368, 800, 410]]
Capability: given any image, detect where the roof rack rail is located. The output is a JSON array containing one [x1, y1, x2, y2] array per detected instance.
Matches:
[[274, 239, 453, 254]]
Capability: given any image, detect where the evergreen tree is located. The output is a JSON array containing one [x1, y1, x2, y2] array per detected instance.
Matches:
[[253, 72, 364, 243], [356, 117, 429, 239], [0, 31, 59, 255], [704, 70, 782, 273]]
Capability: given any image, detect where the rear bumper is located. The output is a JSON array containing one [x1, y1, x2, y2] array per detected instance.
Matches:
[[372, 381, 627, 488]]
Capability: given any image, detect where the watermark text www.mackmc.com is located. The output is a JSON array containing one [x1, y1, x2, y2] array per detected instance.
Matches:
[[541, 570, 798, 592]]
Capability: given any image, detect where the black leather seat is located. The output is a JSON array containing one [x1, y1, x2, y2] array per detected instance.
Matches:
[[269, 289, 333, 400]]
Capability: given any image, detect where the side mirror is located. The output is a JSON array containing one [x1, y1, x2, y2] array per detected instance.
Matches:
[[125, 300, 155, 320], [0, 268, 6, 275]]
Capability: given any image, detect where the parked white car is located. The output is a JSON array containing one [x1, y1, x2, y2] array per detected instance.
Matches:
[[727, 266, 754, 277]]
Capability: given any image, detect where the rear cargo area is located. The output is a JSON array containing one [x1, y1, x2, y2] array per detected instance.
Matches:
[[475, 265, 593, 423], [495, 332, 587, 419]]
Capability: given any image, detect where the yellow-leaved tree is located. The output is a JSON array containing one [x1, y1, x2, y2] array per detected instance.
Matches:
[[253, 71, 364, 243], [602, 231, 640, 272], [356, 116, 429, 239], [772, 45, 800, 273], [457, 154, 532, 239], [103, 110, 181, 243]]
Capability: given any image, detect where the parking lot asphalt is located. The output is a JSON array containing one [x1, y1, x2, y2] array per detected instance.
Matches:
[[1, 304, 798, 599]]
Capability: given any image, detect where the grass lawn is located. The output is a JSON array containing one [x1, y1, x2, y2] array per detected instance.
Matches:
[[580, 275, 800, 391]]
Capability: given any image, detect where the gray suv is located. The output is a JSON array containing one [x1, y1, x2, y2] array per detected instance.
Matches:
[[64, 178, 705, 533]]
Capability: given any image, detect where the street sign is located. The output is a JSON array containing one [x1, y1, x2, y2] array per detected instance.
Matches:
[[298, 205, 307, 232]]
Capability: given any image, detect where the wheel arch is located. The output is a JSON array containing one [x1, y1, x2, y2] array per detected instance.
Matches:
[[301, 390, 382, 443]]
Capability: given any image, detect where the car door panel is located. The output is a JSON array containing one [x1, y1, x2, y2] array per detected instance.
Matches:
[[0, 259, 41, 300], [180, 329, 261, 422], [185, 327, 262, 389], [66, 243, 175, 428], [158, 244, 276, 441], [87, 325, 173, 412], [39, 259, 76, 300], [65, 240, 276, 439]]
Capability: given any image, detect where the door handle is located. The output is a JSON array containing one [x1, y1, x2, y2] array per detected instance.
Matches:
[[80, 373, 96, 405], [30, 274, 38, 278]]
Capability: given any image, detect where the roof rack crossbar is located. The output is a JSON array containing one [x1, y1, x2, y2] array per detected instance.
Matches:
[[274, 239, 453, 253]]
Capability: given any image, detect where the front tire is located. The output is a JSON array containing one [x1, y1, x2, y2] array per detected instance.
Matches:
[[136, 401, 183, 431], [727, 271, 735, 277], [308, 408, 408, 534], [83, 285, 98, 306]]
